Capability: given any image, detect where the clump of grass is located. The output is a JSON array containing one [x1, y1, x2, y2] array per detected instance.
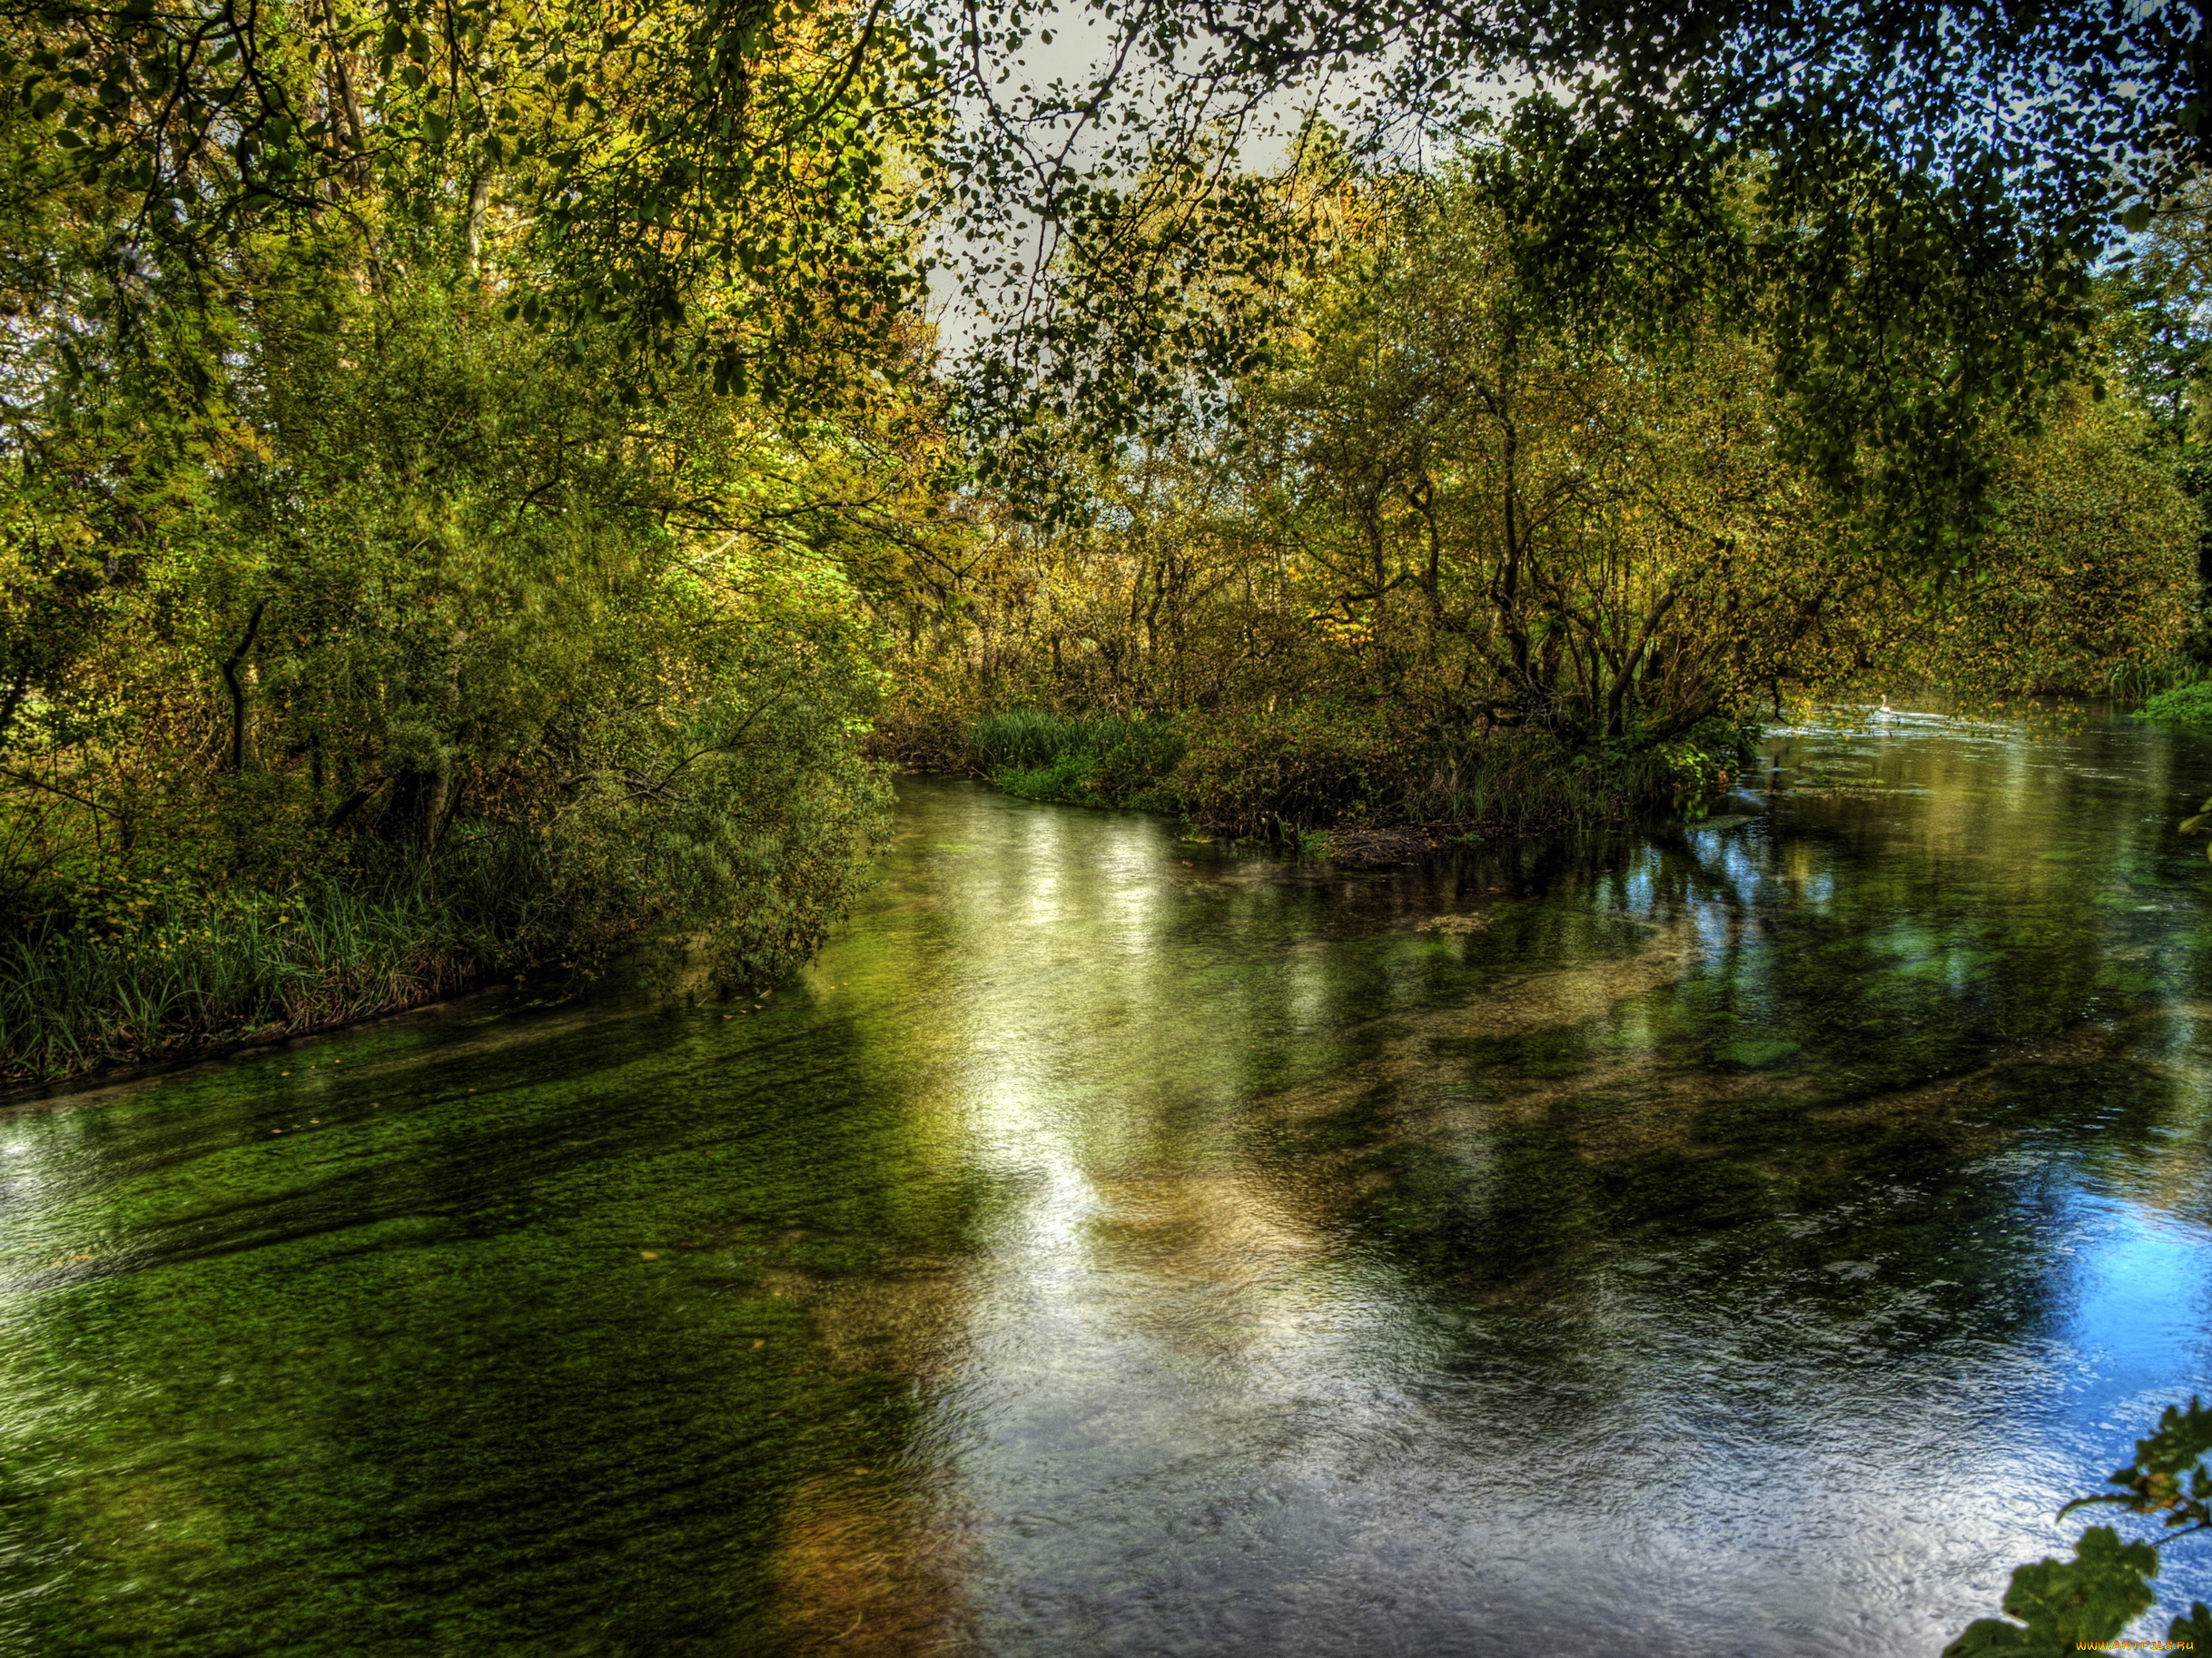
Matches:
[[967, 709, 1186, 810], [0, 833, 600, 1085]]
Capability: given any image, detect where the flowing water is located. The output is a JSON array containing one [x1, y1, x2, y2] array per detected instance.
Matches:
[[7, 708, 2212, 1657]]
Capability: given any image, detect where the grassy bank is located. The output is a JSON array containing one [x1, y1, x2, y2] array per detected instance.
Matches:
[[969, 710, 1188, 811], [912, 702, 1755, 845], [0, 837, 617, 1087]]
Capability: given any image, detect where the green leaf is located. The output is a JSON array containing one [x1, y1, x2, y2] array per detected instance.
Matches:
[[1942, 1615, 2060, 1657], [1945, 1526, 2161, 1654], [2029, 1527, 2154, 1639], [2169, 1603, 2212, 1645], [2133, 1399, 2212, 1479]]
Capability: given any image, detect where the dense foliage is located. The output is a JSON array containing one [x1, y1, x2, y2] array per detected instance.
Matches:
[[0, 0, 943, 1078], [1, 276, 897, 1078], [0, 0, 2202, 1081], [878, 161, 2200, 841]]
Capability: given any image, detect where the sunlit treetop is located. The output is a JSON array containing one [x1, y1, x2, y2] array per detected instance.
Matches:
[[0, 0, 2202, 563]]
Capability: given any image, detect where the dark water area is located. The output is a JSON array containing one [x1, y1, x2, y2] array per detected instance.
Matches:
[[7, 707, 2212, 1656]]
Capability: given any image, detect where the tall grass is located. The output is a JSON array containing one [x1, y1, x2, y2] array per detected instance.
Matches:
[[0, 834, 595, 1085], [967, 709, 1187, 810]]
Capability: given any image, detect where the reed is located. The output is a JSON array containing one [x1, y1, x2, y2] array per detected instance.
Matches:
[[2128, 669, 2212, 718], [967, 710, 1188, 810], [0, 834, 603, 1085]]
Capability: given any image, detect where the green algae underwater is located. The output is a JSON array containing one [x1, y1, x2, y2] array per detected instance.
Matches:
[[7, 707, 2212, 1656]]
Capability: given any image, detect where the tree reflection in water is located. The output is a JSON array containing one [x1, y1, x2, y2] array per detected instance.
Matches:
[[5, 707, 2212, 1656]]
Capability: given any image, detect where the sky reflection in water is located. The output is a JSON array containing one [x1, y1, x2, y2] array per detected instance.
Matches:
[[4, 707, 2212, 1655]]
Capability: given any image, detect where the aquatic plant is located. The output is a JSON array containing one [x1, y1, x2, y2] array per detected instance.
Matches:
[[2138, 680, 2212, 729]]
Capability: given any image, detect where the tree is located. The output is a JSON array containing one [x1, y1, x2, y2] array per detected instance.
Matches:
[[0, 0, 957, 1074]]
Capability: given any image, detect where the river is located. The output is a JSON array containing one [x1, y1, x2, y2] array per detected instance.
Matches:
[[5, 707, 2212, 1656]]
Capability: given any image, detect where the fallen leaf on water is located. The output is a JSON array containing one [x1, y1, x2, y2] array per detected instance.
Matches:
[[640, 1251, 660, 1261], [752, 1338, 765, 1349]]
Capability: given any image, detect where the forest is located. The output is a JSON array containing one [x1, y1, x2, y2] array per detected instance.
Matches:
[[0, 3, 2201, 1077]]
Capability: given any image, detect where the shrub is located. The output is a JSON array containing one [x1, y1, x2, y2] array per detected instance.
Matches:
[[1173, 703, 1403, 837], [1172, 707, 1750, 841], [2138, 678, 2212, 728]]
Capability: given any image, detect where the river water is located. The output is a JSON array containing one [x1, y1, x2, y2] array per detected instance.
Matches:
[[6, 708, 2212, 1656]]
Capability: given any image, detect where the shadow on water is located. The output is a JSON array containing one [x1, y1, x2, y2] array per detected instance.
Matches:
[[5, 706, 2212, 1654]]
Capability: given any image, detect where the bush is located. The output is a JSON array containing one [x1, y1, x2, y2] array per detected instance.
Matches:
[[0, 283, 895, 1082], [2137, 678, 2212, 728], [1171, 706, 1752, 841], [1174, 704, 1403, 836]]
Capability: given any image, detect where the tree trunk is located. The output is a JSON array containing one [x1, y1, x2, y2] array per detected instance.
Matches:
[[465, 170, 492, 277], [222, 600, 269, 773]]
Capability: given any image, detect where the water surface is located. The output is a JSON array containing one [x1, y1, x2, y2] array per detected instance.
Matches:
[[7, 708, 2212, 1655]]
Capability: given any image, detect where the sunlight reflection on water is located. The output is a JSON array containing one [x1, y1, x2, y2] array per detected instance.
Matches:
[[5, 706, 2212, 1655]]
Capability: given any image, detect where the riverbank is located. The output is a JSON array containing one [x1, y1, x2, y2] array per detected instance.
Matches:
[[0, 700, 1754, 1085], [872, 703, 1758, 848], [0, 842, 619, 1088]]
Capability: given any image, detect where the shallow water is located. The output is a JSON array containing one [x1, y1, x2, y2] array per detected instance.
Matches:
[[7, 707, 2212, 1656]]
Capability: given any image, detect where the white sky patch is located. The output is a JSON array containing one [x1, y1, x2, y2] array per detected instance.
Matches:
[[918, 0, 1541, 365]]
